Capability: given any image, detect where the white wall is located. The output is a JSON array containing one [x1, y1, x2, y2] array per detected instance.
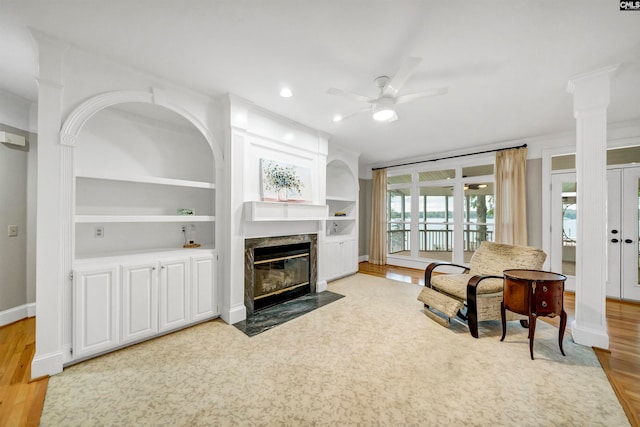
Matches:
[[0, 89, 36, 323], [0, 123, 29, 312]]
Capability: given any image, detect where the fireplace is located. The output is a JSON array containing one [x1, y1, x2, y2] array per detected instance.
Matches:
[[245, 234, 317, 314]]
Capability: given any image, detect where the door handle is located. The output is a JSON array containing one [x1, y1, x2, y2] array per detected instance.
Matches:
[[625, 239, 633, 244], [611, 238, 619, 243]]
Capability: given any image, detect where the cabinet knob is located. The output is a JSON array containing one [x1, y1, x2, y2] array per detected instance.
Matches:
[[542, 285, 548, 292], [161, 265, 166, 269], [611, 229, 619, 234], [625, 239, 633, 244], [152, 267, 156, 271], [541, 301, 547, 308], [611, 238, 619, 243]]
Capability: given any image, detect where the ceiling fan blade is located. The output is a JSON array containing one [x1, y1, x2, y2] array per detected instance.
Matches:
[[383, 56, 422, 96], [326, 88, 372, 103], [333, 107, 371, 122], [395, 87, 448, 104]]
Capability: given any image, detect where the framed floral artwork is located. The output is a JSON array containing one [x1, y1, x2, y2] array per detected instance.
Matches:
[[260, 159, 311, 202]]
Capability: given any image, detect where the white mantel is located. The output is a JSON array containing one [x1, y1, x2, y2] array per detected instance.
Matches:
[[244, 201, 328, 221]]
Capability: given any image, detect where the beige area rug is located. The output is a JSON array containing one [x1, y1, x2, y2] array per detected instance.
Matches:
[[41, 274, 629, 426]]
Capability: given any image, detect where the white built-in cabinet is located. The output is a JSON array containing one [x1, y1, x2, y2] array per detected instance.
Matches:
[[71, 103, 219, 361], [121, 261, 158, 345], [321, 156, 359, 282], [72, 266, 120, 359]]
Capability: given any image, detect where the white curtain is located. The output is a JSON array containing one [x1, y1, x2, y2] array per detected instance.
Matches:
[[494, 147, 528, 246], [369, 169, 387, 265]]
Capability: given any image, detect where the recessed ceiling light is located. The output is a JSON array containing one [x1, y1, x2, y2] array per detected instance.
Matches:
[[279, 88, 293, 98], [332, 115, 343, 122]]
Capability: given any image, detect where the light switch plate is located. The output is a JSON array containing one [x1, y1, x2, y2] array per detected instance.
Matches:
[[8, 225, 18, 237]]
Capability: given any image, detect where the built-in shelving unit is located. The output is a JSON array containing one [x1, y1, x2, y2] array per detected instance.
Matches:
[[70, 102, 219, 362], [320, 156, 359, 282], [73, 103, 216, 259]]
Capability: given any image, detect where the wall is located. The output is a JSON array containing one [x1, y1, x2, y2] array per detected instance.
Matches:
[[0, 123, 28, 312], [0, 88, 36, 324], [358, 178, 371, 258], [526, 158, 543, 249]]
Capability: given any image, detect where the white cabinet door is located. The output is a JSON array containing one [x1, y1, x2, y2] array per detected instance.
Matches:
[[320, 241, 341, 281], [191, 254, 217, 322], [121, 262, 158, 344], [73, 266, 119, 359], [159, 257, 190, 332], [340, 239, 358, 276]]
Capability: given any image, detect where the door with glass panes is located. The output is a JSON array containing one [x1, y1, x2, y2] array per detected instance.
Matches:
[[551, 168, 640, 301]]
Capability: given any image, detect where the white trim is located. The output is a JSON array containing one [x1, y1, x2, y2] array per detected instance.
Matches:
[[220, 303, 246, 324], [570, 319, 610, 349], [0, 304, 35, 327], [31, 351, 64, 379], [316, 280, 328, 292], [358, 255, 369, 263]]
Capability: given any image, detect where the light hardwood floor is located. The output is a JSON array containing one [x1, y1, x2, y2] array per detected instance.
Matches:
[[2, 265, 639, 425], [0, 317, 47, 427]]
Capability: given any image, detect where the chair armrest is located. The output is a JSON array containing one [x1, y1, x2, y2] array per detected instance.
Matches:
[[424, 262, 470, 288], [466, 274, 503, 296], [466, 274, 504, 338]]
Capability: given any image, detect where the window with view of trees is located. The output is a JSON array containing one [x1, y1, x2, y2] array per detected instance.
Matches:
[[386, 163, 494, 264]]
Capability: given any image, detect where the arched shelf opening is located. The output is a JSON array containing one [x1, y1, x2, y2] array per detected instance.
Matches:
[[325, 159, 357, 238], [71, 100, 218, 259]]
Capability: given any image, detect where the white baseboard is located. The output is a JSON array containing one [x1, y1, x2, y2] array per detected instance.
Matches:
[[0, 303, 35, 327], [316, 280, 328, 292], [358, 255, 369, 263], [31, 351, 64, 379], [220, 303, 246, 325], [570, 319, 610, 349]]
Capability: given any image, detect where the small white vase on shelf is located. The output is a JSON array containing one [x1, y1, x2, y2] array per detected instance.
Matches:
[[277, 188, 288, 201]]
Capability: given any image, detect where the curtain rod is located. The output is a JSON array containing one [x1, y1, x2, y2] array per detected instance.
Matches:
[[372, 143, 528, 171]]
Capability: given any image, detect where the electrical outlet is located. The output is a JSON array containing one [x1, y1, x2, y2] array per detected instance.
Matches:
[[95, 226, 104, 238], [8, 225, 18, 237]]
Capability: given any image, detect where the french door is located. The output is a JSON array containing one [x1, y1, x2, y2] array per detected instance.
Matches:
[[607, 167, 640, 300], [551, 167, 640, 301]]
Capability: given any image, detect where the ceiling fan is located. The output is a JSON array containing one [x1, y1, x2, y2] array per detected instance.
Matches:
[[327, 57, 448, 123]]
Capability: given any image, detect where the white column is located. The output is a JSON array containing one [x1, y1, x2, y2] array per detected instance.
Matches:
[[30, 32, 69, 378], [219, 95, 248, 324], [566, 65, 618, 349]]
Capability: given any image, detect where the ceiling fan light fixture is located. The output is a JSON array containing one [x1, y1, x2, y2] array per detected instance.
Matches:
[[372, 98, 396, 122]]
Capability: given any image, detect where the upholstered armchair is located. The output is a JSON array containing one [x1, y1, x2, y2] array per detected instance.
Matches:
[[418, 241, 547, 338]]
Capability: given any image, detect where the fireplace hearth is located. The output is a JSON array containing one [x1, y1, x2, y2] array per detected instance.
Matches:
[[245, 234, 317, 315]]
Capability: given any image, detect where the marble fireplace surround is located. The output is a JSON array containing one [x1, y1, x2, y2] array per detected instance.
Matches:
[[244, 233, 318, 315]]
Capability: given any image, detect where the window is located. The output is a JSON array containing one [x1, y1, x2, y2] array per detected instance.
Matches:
[[387, 163, 494, 264]]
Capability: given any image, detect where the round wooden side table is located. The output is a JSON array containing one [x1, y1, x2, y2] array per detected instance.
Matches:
[[501, 269, 567, 360]]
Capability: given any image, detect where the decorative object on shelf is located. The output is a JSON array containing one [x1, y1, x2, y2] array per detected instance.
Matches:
[[260, 159, 311, 202], [183, 241, 201, 248], [334, 211, 347, 217], [177, 208, 195, 215]]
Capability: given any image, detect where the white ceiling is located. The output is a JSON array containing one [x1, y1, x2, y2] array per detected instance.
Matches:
[[1, 0, 639, 166]]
